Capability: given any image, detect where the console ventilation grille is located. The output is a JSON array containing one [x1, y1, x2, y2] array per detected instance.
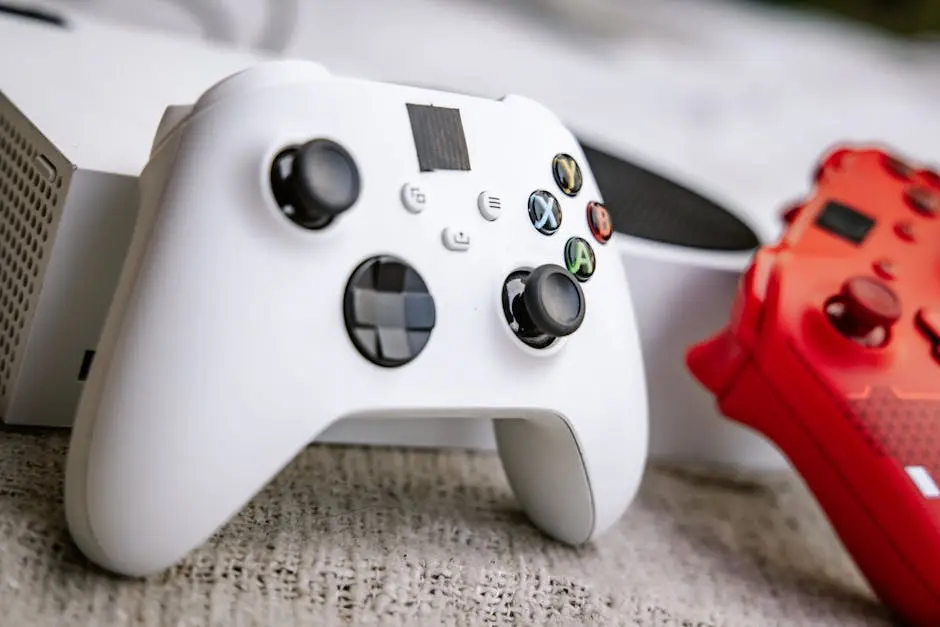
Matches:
[[0, 101, 63, 410]]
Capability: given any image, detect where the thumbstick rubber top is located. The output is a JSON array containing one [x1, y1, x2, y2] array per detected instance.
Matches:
[[522, 264, 586, 338], [839, 276, 901, 335], [291, 139, 360, 222]]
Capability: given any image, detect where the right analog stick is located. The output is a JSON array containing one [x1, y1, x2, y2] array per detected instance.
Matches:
[[503, 264, 586, 348], [830, 276, 902, 341]]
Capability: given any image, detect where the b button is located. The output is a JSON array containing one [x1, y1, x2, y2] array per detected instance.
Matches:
[[587, 201, 613, 244], [565, 237, 596, 282], [552, 153, 582, 197]]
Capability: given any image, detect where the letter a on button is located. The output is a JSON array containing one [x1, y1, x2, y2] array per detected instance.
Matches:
[[565, 237, 595, 282]]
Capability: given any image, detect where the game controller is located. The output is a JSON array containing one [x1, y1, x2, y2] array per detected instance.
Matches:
[[64, 60, 650, 577], [687, 146, 940, 625]]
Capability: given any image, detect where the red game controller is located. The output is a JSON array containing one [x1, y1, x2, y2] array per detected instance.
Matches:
[[686, 145, 940, 626]]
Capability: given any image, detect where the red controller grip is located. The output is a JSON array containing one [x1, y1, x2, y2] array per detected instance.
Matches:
[[687, 146, 940, 626]]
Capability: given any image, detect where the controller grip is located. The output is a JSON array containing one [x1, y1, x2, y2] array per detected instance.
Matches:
[[493, 411, 645, 545], [688, 336, 940, 625], [66, 395, 315, 577]]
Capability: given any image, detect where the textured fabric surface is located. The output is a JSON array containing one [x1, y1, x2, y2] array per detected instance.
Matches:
[[0, 429, 896, 626]]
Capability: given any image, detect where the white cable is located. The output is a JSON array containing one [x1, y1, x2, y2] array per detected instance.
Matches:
[[40, 0, 299, 52], [160, 0, 238, 46], [254, 0, 299, 53]]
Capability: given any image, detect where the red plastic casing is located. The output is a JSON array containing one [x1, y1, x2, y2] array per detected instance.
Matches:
[[687, 146, 940, 626]]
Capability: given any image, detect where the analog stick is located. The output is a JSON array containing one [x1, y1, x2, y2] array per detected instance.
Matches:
[[503, 264, 586, 348], [270, 139, 360, 229], [829, 276, 901, 341]]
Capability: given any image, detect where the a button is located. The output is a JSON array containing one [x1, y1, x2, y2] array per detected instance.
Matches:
[[564, 237, 596, 282], [442, 227, 471, 251], [895, 222, 916, 241], [401, 182, 429, 213], [881, 153, 915, 181], [343, 256, 435, 367], [904, 186, 939, 217], [828, 276, 901, 344], [528, 190, 562, 235], [270, 139, 360, 230], [552, 153, 583, 197], [477, 191, 503, 221], [873, 259, 895, 280], [916, 308, 940, 342], [586, 201, 613, 244]]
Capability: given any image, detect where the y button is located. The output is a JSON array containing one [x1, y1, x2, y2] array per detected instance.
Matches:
[[552, 153, 583, 197]]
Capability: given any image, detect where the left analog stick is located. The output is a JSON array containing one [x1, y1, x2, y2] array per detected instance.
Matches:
[[270, 139, 360, 229]]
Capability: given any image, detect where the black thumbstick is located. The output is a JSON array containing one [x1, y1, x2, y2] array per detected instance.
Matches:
[[270, 139, 361, 229], [502, 264, 586, 348]]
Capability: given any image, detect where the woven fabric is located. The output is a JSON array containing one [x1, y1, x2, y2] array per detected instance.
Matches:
[[0, 429, 894, 626]]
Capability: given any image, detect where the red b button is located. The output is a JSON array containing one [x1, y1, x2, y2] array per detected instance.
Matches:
[[587, 201, 612, 244]]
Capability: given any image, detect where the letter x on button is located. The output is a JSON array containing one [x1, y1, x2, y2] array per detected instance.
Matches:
[[528, 190, 562, 236]]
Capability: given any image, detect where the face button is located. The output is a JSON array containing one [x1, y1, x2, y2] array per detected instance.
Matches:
[[881, 153, 915, 181], [401, 182, 429, 214], [586, 201, 612, 244], [270, 139, 360, 229], [528, 190, 562, 235], [564, 237, 596, 282], [552, 153, 582, 197], [826, 276, 901, 347], [895, 221, 916, 242], [343, 256, 435, 367], [477, 190, 503, 221], [904, 186, 939, 217], [502, 264, 585, 349], [873, 259, 895, 280]]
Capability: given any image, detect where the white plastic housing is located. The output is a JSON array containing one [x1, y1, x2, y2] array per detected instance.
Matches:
[[65, 62, 650, 576]]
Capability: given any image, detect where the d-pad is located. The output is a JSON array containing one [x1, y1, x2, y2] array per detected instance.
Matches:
[[343, 256, 436, 367]]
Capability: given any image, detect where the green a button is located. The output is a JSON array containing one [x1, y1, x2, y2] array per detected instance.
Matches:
[[564, 237, 595, 282]]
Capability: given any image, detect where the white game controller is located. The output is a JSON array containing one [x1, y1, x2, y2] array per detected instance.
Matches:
[[64, 60, 650, 577]]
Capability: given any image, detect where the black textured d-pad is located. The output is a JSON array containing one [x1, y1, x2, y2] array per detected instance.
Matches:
[[579, 142, 759, 251], [343, 256, 436, 367]]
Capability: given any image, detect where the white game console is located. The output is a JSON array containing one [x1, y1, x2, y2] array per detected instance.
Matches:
[[577, 139, 788, 471], [64, 60, 650, 576], [0, 4, 265, 427]]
